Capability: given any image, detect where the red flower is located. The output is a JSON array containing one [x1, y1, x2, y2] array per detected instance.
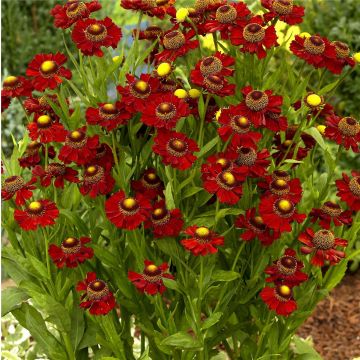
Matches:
[[145, 200, 184, 238], [264, 248, 308, 286], [72, 17, 122, 57], [309, 201, 353, 229], [325, 115, 360, 153], [27, 114, 67, 143], [32, 163, 79, 189], [117, 73, 161, 113], [230, 16, 278, 59], [299, 228, 347, 266], [235, 208, 280, 246], [203, 2, 250, 39], [1, 95, 11, 112], [14, 200, 59, 231], [259, 196, 306, 232], [260, 284, 297, 316], [80, 164, 115, 198], [23, 95, 60, 115], [131, 168, 164, 200], [120, 0, 154, 12], [191, 73, 235, 97], [201, 153, 234, 178], [76, 272, 116, 315], [128, 260, 174, 295], [2, 76, 32, 98], [217, 106, 262, 144], [49, 237, 94, 268], [18, 141, 56, 169], [59, 127, 99, 165], [1, 176, 36, 206], [235, 86, 283, 128], [258, 173, 303, 204], [105, 190, 151, 230], [202, 163, 244, 205], [50, 0, 102, 29], [181, 226, 224, 256], [153, 129, 199, 170], [155, 27, 199, 63], [261, 0, 305, 25], [93, 143, 114, 169], [326, 41, 355, 74], [138, 93, 189, 130], [26, 53, 72, 91], [86, 102, 131, 131], [335, 171, 360, 211], [226, 144, 270, 178], [290, 35, 337, 70]]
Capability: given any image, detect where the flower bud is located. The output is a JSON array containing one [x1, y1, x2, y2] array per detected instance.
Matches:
[[317, 125, 326, 135], [215, 109, 221, 121], [299, 32, 311, 38], [157, 62, 172, 77], [174, 89, 188, 99], [188, 88, 201, 99], [176, 8, 189, 22], [112, 56, 121, 63], [353, 52, 360, 63], [306, 93, 322, 107]]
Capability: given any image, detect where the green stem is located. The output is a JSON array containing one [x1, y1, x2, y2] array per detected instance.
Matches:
[[62, 332, 75, 360], [231, 242, 245, 271]]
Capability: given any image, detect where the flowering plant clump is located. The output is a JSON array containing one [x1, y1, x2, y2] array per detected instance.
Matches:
[[1, 0, 360, 359]]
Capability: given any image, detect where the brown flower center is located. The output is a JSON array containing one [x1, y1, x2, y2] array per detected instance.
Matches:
[[236, 146, 257, 166], [321, 201, 342, 217], [270, 179, 290, 196], [142, 171, 161, 188], [215, 5, 237, 24], [61, 237, 81, 254], [313, 230, 335, 250], [275, 285, 292, 301], [151, 207, 170, 224], [243, 23, 266, 43], [3, 175, 25, 193], [85, 23, 107, 42], [66, 1, 87, 19], [87, 280, 109, 300], [245, 90, 269, 111], [277, 255, 297, 275], [332, 41, 350, 58], [349, 176, 360, 197], [144, 26, 163, 39], [338, 117, 360, 137], [304, 36, 325, 55], [167, 139, 188, 156], [130, 80, 151, 99], [47, 163, 66, 176], [163, 31, 185, 50], [272, 0, 293, 15], [274, 199, 295, 217], [26, 141, 42, 155], [203, 75, 223, 92], [156, 102, 177, 121], [272, 170, 290, 182], [249, 215, 266, 232], [200, 56, 223, 76]]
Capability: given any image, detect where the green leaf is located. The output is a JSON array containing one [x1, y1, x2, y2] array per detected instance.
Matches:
[[211, 270, 240, 282], [196, 137, 219, 158], [161, 331, 202, 350], [304, 127, 327, 150], [60, 209, 89, 235], [201, 312, 223, 330], [1, 287, 29, 316], [215, 208, 243, 222], [318, 79, 339, 95], [26, 253, 50, 280], [162, 278, 181, 293], [183, 186, 203, 199], [165, 181, 175, 210], [292, 335, 322, 360]]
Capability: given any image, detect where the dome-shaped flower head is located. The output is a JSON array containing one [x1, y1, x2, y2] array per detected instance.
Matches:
[[50, 0, 102, 29], [24, 95, 60, 115], [259, 196, 306, 233], [230, 16, 278, 59], [86, 102, 131, 131], [299, 228, 347, 266], [26, 53, 72, 91], [260, 284, 297, 316], [14, 200, 59, 231], [49, 237, 94, 268], [2, 76, 32, 98], [181, 226, 224, 256], [335, 171, 360, 211], [105, 190, 151, 230], [128, 260, 174, 295], [153, 129, 199, 170], [27, 114, 67, 144], [72, 17, 122, 57], [325, 115, 360, 153], [326, 41, 355, 74], [145, 200, 184, 238], [235, 208, 280, 246], [1, 95, 11, 112], [131, 168, 165, 201], [1, 175, 36, 206], [32, 163, 79, 189], [80, 164, 115, 198], [76, 272, 116, 315], [58, 127, 99, 165], [264, 248, 308, 286], [261, 0, 305, 25], [18, 141, 55, 169], [92, 143, 114, 169]]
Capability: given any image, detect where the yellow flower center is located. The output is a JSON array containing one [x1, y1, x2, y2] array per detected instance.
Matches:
[[354, 52, 360, 63], [71, 130, 82, 140], [254, 216, 264, 224], [41, 60, 57, 73], [89, 24, 102, 33], [157, 62, 172, 77], [103, 103, 116, 111], [174, 89, 188, 99], [123, 198, 136, 208], [279, 285, 291, 296], [153, 208, 164, 216], [147, 173, 156, 180], [64, 237, 77, 246], [37, 115, 51, 126], [222, 171, 236, 185], [278, 199, 292, 212], [317, 125, 326, 135], [4, 76, 18, 84], [176, 8, 189, 22], [28, 201, 42, 211], [306, 94, 322, 107], [135, 80, 148, 92], [283, 140, 292, 147], [86, 166, 97, 174], [275, 179, 287, 187], [147, 264, 158, 272], [195, 227, 210, 237]]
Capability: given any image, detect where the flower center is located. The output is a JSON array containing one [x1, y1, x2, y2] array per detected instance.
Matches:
[[338, 117, 360, 137], [349, 176, 360, 197], [231, 115, 251, 133], [26, 141, 41, 155], [215, 5, 237, 24], [67, 130, 87, 148], [277, 255, 297, 275], [85, 23, 107, 42], [3, 76, 18, 87], [272, 0, 293, 15], [321, 201, 342, 217], [163, 31, 185, 50], [270, 179, 290, 195], [274, 199, 294, 217], [156, 102, 177, 121], [27, 201, 44, 214], [152, 207, 170, 225], [236, 147, 257, 166], [40, 60, 58, 75], [249, 215, 266, 232], [130, 80, 151, 99], [304, 36, 325, 55], [283, 139, 292, 148], [101, 103, 117, 113], [66, 1, 87, 19], [195, 226, 210, 238], [36, 115, 52, 128], [272, 170, 290, 182], [87, 280, 109, 300], [203, 75, 223, 92], [84, 165, 104, 183], [3, 175, 25, 192], [143, 264, 162, 281], [306, 93, 322, 107], [313, 230, 335, 250], [144, 26, 163, 39], [167, 139, 188, 156], [219, 171, 236, 188], [275, 285, 292, 301], [142, 171, 161, 188], [200, 56, 223, 76], [245, 91, 269, 111], [243, 23, 266, 43], [120, 197, 139, 212], [216, 158, 232, 170], [332, 41, 350, 58], [47, 163, 66, 176], [61, 237, 81, 254]]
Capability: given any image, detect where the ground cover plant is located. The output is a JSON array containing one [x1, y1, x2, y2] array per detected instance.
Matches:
[[1, 0, 360, 359]]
